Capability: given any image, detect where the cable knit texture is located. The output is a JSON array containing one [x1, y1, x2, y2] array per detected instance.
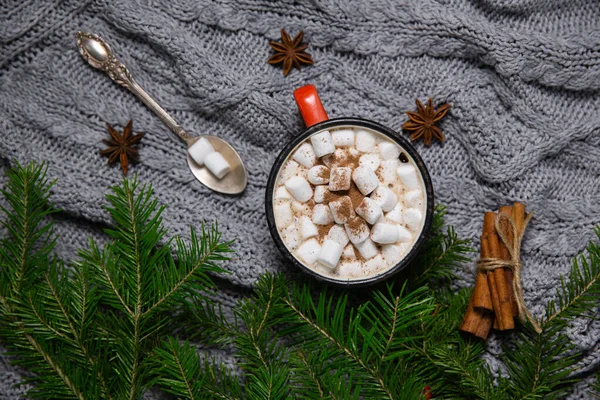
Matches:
[[1, 0, 599, 397]]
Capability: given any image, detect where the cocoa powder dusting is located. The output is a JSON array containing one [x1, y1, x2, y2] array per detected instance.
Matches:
[[318, 223, 334, 242], [346, 216, 367, 236], [317, 167, 330, 180], [333, 196, 353, 220], [323, 149, 360, 169], [323, 183, 364, 208], [323, 189, 342, 204], [346, 151, 360, 170], [354, 250, 367, 264], [348, 183, 364, 209]]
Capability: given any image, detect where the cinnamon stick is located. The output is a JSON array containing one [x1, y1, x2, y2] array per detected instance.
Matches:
[[460, 299, 494, 339], [513, 202, 526, 234], [511, 202, 526, 317], [483, 212, 514, 330], [498, 206, 518, 318], [460, 233, 494, 339], [472, 235, 493, 311]]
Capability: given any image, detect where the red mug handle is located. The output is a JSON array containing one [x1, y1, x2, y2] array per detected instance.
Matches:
[[293, 84, 329, 127]]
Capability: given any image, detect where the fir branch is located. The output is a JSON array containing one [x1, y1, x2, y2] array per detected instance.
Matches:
[[180, 299, 238, 348], [0, 162, 92, 399], [152, 337, 242, 400], [88, 177, 232, 400], [234, 273, 292, 400], [280, 281, 435, 399], [1, 165, 233, 399], [398, 287, 493, 399], [497, 226, 600, 399], [22, 261, 110, 399], [144, 225, 233, 317], [544, 228, 600, 326], [0, 161, 57, 298], [502, 325, 580, 400], [290, 350, 327, 399]]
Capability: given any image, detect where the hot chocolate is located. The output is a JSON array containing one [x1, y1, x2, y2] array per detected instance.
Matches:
[[273, 126, 426, 281]]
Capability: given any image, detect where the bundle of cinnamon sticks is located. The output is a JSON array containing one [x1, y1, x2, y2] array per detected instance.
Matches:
[[459, 202, 527, 339]]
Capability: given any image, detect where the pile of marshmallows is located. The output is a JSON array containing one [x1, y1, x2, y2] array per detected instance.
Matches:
[[275, 128, 424, 276], [187, 137, 231, 179]]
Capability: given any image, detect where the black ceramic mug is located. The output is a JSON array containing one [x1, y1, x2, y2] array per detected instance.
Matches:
[[265, 85, 434, 286]]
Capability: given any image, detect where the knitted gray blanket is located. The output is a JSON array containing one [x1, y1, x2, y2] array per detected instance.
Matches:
[[1, 0, 599, 398]]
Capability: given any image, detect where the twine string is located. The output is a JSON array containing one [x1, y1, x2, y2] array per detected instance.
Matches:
[[475, 212, 541, 333]]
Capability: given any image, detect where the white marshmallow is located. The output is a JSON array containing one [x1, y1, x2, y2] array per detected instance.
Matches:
[[331, 129, 355, 147], [329, 196, 355, 224], [371, 223, 400, 244], [381, 159, 400, 183], [312, 204, 333, 225], [378, 141, 401, 160], [396, 165, 420, 189], [279, 160, 299, 183], [292, 201, 311, 214], [327, 225, 350, 247], [342, 244, 356, 259], [370, 186, 398, 212], [354, 238, 379, 260], [404, 190, 423, 207], [274, 202, 293, 228], [188, 137, 214, 166], [329, 167, 352, 191], [359, 154, 381, 171], [314, 185, 328, 203], [349, 148, 360, 157], [297, 239, 321, 265], [375, 213, 386, 225], [338, 261, 362, 277], [404, 208, 423, 231], [205, 152, 231, 179], [322, 148, 349, 168], [275, 186, 291, 200], [310, 131, 335, 158], [397, 225, 413, 243], [365, 254, 386, 272], [345, 216, 370, 244], [355, 129, 376, 152], [386, 203, 403, 223], [300, 216, 319, 240], [307, 166, 330, 185], [352, 166, 380, 195], [292, 142, 317, 168], [381, 244, 407, 266], [355, 197, 383, 225], [282, 224, 301, 249], [285, 176, 313, 203], [317, 240, 344, 269]]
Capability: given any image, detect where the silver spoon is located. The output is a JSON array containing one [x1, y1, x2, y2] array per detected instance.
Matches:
[[75, 31, 247, 195]]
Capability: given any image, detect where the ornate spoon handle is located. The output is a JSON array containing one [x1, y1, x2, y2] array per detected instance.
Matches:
[[75, 31, 191, 142]]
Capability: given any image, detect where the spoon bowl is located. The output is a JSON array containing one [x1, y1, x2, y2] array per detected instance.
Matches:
[[76, 31, 248, 195], [187, 136, 247, 194]]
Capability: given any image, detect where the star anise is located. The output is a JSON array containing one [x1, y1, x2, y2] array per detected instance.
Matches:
[[268, 29, 314, 76], [100, 120, 145, 175], [402, 98, 451, 146]]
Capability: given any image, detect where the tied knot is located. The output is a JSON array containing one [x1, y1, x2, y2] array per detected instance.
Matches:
[[475, 212, 540, 333]]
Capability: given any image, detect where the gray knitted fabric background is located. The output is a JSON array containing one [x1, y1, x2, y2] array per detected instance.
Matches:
[[1, 0, 600, 398]]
